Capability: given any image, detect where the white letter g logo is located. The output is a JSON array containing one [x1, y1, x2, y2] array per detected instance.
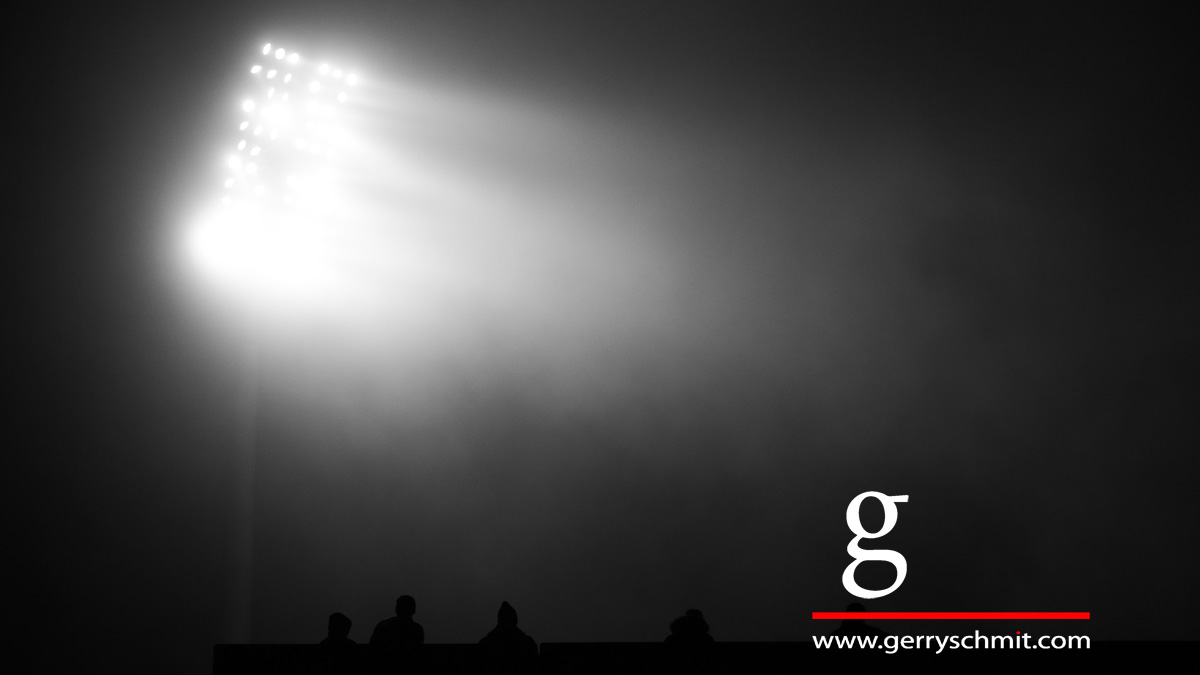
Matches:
[[842, 491, 909, 599]]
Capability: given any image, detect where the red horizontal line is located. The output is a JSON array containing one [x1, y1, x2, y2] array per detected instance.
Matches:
[[812, 612, 1090, 620]]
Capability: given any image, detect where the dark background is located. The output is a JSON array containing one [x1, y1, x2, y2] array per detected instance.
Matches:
[[15, 2, 1197, 672]]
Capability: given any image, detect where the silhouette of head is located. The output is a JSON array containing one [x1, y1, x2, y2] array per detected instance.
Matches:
[[497, 601, 518, 627], [847, 602, 866, 613], [395, 595, 416, 618], [328, 612, 351, 638], [670, 609, 710, 636]]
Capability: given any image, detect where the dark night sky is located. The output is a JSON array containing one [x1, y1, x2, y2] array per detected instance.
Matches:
[[15, 1, 1198, 672]]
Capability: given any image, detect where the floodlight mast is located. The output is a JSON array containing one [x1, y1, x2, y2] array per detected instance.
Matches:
[[211, 41, 359, 644]]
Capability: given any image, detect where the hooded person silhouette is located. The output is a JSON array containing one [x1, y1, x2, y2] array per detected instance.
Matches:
[[479, 601, 537, 664]]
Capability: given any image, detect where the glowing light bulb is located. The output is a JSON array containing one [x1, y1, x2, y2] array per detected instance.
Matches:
[[275, 48, 285, 60], [251, 65, 262, 74], [262, 43, 271, 55]]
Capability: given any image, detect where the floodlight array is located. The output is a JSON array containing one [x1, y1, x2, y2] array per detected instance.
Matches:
[[218, 42, 360, 219], [190, 42, 364, 295]]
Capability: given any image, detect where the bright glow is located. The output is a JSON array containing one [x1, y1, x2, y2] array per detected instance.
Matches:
[[251, 65, 262, 74], [347, 73, 357, 85], [187, 206, 333, 300], [262, 43, 271, 55], [309, 81, 321, 93], [250, 146, 261, 156], [227, 155, 242, 171], [295, 139, 307, 150], [275, 48, 285, 60], [254, 125, 263, 135], [245, 163, 258, 175], [267, 87, 275, 98], [224, 178, 235, 188], [284, 73, 292, 83], [282, 93, 289, 102], [337, 92, 348, 103], [242, 99, 256, 112], [333, 69, 342, 79], [237, 140, 246, 150], [319, 63, 329, 75], [288, 53, 299, 64], [267, 69, 276, 79], [239, 121, 250, 130]]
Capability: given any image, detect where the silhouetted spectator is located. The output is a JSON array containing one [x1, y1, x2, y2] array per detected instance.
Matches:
[[832, 602, 888, 639], [320, 612, 356, 646], [370, 595, 425, 650], [665, 609, 714, 646], [478, 601, 538, 666]]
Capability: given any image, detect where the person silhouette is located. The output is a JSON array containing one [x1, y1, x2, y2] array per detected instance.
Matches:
[[369, 595, 425, 650], [320, 612, 356, 646], [832, 602, 888, 639], [478, 601, 538, 665], [664, 609, 714, 646]]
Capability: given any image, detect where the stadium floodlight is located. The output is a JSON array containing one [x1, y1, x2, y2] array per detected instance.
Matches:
[[188, 42, 362, 301]]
